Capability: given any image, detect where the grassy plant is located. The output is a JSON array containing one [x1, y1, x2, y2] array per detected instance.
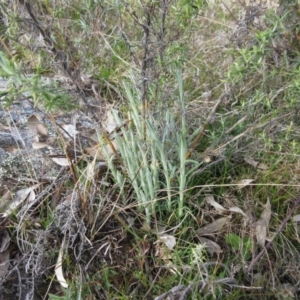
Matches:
[[2, 1, 300, 299], [0, 52, 75, 111], [101, 71, 201, 224]]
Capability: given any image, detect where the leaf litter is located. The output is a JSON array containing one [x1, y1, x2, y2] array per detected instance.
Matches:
[[255, 198, 272, 247], [244, 157, 269, 171], [0, 184, 40, 217], [197, 216, 229, 236], [55, 242, 68, 289], [198, 195, 251, 255], [0, 101, 130, 297]]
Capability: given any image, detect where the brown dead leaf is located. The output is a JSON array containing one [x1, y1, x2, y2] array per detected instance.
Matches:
[[28, 115, 48, 137], [244, 157, 259, 168], [159, 234, 176, 250], [154, 226, 176, 259], [205, 195, 227, 213], [51, 157, 69, 167], [197, 217, 229, 236], [103, 105, 119, 134], [244, 157, 269, 170], [228, 207, 248, 219], [33, 137, 56, 150], [205, 194, 249, 219], [199, 237, 223, 255], [50, 156, 70, 167], [49, 149, 70, 166], [32, 141, 49, 149], [46, 136, 57, 147], [1, 184, 39, 217], [236, 179, 255, 189], [255, 199, 271, 247]]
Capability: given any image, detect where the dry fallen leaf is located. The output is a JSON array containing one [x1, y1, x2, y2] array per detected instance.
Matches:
[[205, 195, 227, 213], [50, 157, 70, 166], [228, 207, 248, 219], [32, 135, 57, 149], [154, 227, 176, 260], [199, 237, 223, 255], [32, 141, 49, 149], [28, 115, 48, 137], [51, 157, 69, 167], [61, 124, 79, 138], [1, 185, 39, 217], [244, 157, 269, 171], [244, 157, 259, 168], [49, 149, 70, 166], [255, 199, 271, 247], [55, 244, 68, 288], [103, 105, 119, 134], [197, 217, 229, 236], [159, 234, 176, 250], [236, 179, 255, 189], [205, 195, 249, 220], [28, 115, 52, 150]]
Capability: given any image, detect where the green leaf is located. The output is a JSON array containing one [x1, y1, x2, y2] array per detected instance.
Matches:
[[242, 237, 253, 260], [225, 233, 242, 251]]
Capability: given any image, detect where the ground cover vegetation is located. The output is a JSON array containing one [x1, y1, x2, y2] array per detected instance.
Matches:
[[0, 0, 299, 299]]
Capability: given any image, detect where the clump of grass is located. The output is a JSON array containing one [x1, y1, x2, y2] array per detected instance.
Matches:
[[2, 1, 300, 299], [101, 70, 201, 224]]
